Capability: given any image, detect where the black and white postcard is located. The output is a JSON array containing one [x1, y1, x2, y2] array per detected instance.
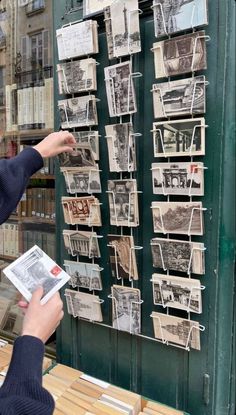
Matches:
[[65, 289, 103, 322], [105, 123, 136, 172], [152, 273, 202, 313], [57, 58, 97, 94], [107, 179, 139, 227], [111, 285, 141, 334], [58, 96, 98, 129], [108, 234, 138, 280], [58, 144, 96, 169], [151, 312, 201, 350], [151, 237, 205, 275], [3, 245, 70, 305], [153, 118, 205, 157], [61, 168, 101, 194], [153, 0, 208, 37], [56, 20, 98, 60], [104, 61, 137, 117], [63, 230, 101, 258], [152, 201, 204, 235], [152, 161, 204, 196], [64, 260, 102, 291], [73, 131, 99, 160], [62, 196, 101, 226], [84, 0, 112, 16], [153, 31, 207, 79], [152, 76, 206, 119]]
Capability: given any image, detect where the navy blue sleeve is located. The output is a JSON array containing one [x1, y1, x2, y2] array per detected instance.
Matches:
[[0, 336, 55, 415], [0, 147, 43, 224]]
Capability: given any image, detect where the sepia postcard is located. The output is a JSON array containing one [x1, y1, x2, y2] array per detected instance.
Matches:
[[56, 20, 98, 60], [151, 237, 205, 275], [152, 201, 204, 235], [107, 234, 138, 280], [84, 0, 113, 16], [105, 123, 136, 172], [104, 61, 137, 117], [73, 130, 99, 160], [153, 0, 208, 38], [58, 96, 98, 129], [111, 285, 141, 334], [65, 289, 103, 322], [152, 273, 202, 313], [153, 31, 207, 79], [107, 179, 139, 227], [153, 118, 206, 157], [105, 0, 141, 59], [3, 245, 70, 305], [62, 196, 101, 226], [58, 144, 96, 169], [63, 230, 101, 258], [152, 161, 204, 196], [152, 76, 206, 119], [61, 168, 101, 194], [57, 58, 97, 94], [151, 312, 201, 350], [64, 260, 102, 291]]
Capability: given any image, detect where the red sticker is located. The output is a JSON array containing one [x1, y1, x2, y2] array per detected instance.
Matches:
[[190, 164, 198, 173], [50, 265, 62, 277]]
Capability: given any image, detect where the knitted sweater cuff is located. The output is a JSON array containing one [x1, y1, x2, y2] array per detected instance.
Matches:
[[16, 147, 44, 176]]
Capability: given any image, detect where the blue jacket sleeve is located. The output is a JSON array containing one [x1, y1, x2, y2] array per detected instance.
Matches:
[[0, 336, 55, 415], [0, 147, 43, 224]]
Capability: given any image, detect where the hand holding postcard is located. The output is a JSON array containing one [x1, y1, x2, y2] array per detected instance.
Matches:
[[3, 245, 70, 305]]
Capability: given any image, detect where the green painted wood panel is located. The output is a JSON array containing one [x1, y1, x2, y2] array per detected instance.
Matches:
[[53, 1, 236, 414]]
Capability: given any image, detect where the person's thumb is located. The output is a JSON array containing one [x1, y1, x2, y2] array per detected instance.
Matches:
[[31, 286, 44, 303]]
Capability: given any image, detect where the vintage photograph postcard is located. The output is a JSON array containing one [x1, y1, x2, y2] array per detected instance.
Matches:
[[152, 273, 202, 313], [57, 58, 97, 94], [3, 245, 70, 305], [64, 260, 102, 291], [152, 201, 204, 235], [73, 131, 99, 160], [107, 234, 138, 280], [58, 96, 98, 129], [151, 312, 201, 350], [105, 123, 136, 172], [153, 0, 208, 38], [61, 168, 101, 194], [111, 285, 141, 334], [62, 196, 101, 226], [153, 31, 207, 79], [63, 230, 101, 258], [56, 20, 98, 60], [58, 144, 96, 169], [152, 161, 204, 196], [151, 237, 205, 275], [107, 179, 139, 227], [65, 289, 103, 322], [84, 0, 113, 16], [153, 118, 205, 157], [104, 61, 137, 117], [152, 76, 206, 119]]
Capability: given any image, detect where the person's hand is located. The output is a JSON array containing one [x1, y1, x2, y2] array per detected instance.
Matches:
[[20, 287, 64, 344], [33, 130, 76, 158]]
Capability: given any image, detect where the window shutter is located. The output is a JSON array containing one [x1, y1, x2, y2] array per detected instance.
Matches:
[[42, 29, 50, 67], [21, 35, 29, 71]]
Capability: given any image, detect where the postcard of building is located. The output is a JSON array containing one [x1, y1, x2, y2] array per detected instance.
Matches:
[[107, 234, 138, 280], [107, 179, 139, 227], [57, 58, 97, 94], [153, 118, 206, 157], [152, 161, 204, 196], [56, 20, 98, 60], [65, 289, 103, 322], [105, 123, 136, 172], [152, 273, 202, 313], [152, 201, 204, 235], [153, 31, 207, 79], [61, 168, 101, 194], [152, 76, 206, 119], [151, 311, 201, 350], [64, 260, 102, 291], [58, 144, 97, 169], [63, 230, 101, 258], [84, 0, 113, 16], [73, 131, 99, 160], [3, 245, 70, 305], [153, 0, 208, 38], [62, 196, 101, 226], [58, 96, 98, 129], [112, 285, 141, 334], [104, 61, 137, 117], [151, 237, 205, 275]]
